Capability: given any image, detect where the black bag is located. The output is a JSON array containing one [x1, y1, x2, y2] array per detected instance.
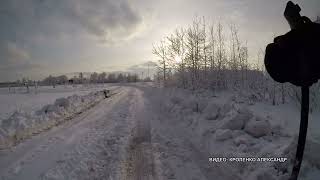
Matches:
[[264, 19, 320, 87]]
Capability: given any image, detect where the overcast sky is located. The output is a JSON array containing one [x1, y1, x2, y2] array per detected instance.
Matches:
[[0, 0, 319, 81]]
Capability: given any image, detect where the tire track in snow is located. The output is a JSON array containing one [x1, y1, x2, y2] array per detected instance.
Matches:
[[122, 88, 158, 180]]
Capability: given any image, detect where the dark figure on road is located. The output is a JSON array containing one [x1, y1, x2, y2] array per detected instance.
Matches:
[[103, 89, 110, 98]]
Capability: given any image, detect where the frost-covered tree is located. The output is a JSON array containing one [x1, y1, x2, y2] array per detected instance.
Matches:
[[98, 72, 106, 83], [151, 16, 299, 107], [90, 72, 98, 83], [153, 40, 169, 87]]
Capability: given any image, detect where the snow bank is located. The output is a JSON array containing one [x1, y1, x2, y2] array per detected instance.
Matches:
[[155, 88, 320, 180], [244, 117, 271, 138], [202, 102, 220, 120], [0, 90, 106, 149], [200, 101, 296, 179], [0, 84, 117, 121], [214, 129, 232, 141]]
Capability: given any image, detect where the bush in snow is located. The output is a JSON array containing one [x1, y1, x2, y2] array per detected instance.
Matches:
[[181, 97, 208, 113], [54, 98, 70, 109], [244, 116, 271, 138], [214, 129, 232, 141], [220, 103, 233, 116], [233, 133, 255, 146], [1, 111, 29, 137], [203, 102, 220, 120], [219, 110, 245, 130], [40, 104, 60, 114], [170, 96, 183, 105], [217, 108, 252, 130]]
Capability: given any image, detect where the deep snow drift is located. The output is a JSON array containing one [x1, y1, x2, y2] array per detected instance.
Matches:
[[142, 86, 320, 180]]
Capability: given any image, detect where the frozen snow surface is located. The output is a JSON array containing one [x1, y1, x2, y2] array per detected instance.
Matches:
[[0, 83, 319, 180]]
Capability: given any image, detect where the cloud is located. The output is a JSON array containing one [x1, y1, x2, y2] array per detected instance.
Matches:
[[127, 61, 157, 75], [63, 0, 143, 43], [0, 42, 30, 68], [0, 0, 144, 81], [3, 42, 30, 63], [0, 42, 44, 81], [140, 61, 158, 67], [0, 0, 143, 44]]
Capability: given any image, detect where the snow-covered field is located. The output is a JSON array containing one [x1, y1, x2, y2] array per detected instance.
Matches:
[[0, 83, 319, 180], [0, 84, 116, 120], [0, 84, 119, 149]]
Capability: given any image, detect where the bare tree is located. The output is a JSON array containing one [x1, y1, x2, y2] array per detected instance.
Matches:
[[153, 40, 169, 87], [152, 16, 301, 108], [216, 22, 225, 89]]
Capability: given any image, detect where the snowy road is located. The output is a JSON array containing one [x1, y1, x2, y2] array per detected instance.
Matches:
[[2, 85, 314, 180], [0, 87, 158, 180]]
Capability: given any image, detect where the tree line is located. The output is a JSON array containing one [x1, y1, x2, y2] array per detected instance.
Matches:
[[152, 17, 320, 110], [41, 72, 148, 86], [153, 17, 257, 90], [9, 72, 150, 89]]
